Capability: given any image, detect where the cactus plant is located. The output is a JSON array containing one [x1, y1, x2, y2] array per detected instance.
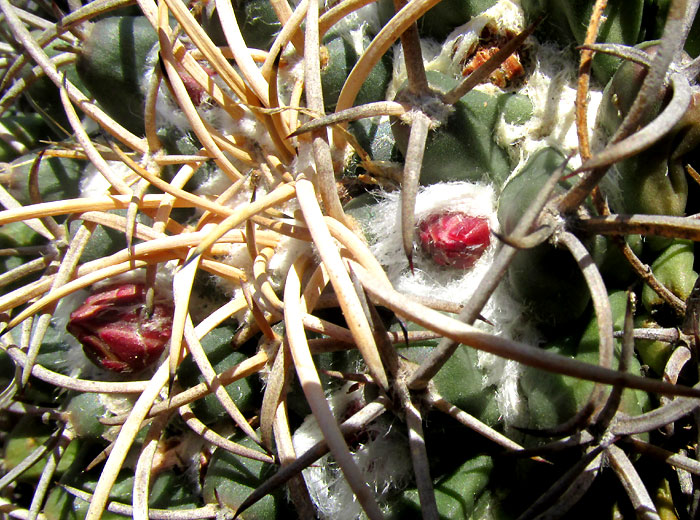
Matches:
[[4, 0, 700, 518]]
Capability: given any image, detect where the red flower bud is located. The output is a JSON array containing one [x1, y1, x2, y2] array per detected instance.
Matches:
[[67, 284, 173, 373], [418, 212, 491, 269]]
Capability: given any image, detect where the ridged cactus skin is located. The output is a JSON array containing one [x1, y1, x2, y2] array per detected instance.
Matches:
[[3, 417, 79, 481], [44, 467, 199, 520], [377, 0, 498, 40], [642, 239, 699, 313], [176, 326, 259, 423], [2, 155, 84, 206], [391, 71, 512, 187], [498, 148, 590, 329], [521, 291, 652, 432], [521, 0, 645, 82], [597, 43, 691, 220], [388, 454, 494, 519], [76, 16, 158, 135], [321, 33, 392, 113], [202, 435, 286, 518]]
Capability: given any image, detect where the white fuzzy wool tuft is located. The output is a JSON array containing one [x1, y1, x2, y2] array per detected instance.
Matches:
[[79, 161, 133, 198], [197, 176, 257, 208], [290, 138, 317, 180], [476, 346, 528, 425], [386, 39, 442, 102], [275, 51, 304, 107], [292, 385, 412, 520], [365, 182, 540, 424], [387, 0, 606, 180], [266, 234, 311, 289], [371, 182, 498, 282], [215, 108, 277, 155], [145, 43, 237, 135], [325, 2, 382, 40], [481, 0, 525, 32], [192, 166, 238, 200], [496, 42, 604, 172]]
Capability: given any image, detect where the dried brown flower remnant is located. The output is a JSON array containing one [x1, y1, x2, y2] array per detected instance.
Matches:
[[461, 29, 525, 88]]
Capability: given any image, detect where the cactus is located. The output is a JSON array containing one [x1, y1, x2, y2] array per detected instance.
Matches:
[[3, 0, 700, 519]]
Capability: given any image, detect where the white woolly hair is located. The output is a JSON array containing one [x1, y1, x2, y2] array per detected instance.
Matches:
[[386, 39, 443, 102], [371, 182, 498, 284], [292, 384, 412, 520], [365, 182, 540, 425], [142, 40, 281, 170], [388, 0, 607, 182], [144, 42, 229, 134], [290, 137, 317, 180], [142, 44, 194, 132], [79, 161, 133, 198], [266, 234, 312, 290], [214, 107, 277, 156], [275, 51, 304, 107], [190, 164, 238, 201], [323, 1, 382, 40], [495, 41, 604, 173]]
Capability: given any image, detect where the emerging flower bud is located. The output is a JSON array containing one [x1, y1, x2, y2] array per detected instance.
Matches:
[[418, 212, 491, 269], [67, 284, 173, 373], [174, 61, 215, 106]]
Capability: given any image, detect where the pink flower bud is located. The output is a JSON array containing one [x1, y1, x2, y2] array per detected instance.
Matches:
[[174, 62, 215, 106], [67, 284, 173, 373], [418, 212, 491, 269]]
